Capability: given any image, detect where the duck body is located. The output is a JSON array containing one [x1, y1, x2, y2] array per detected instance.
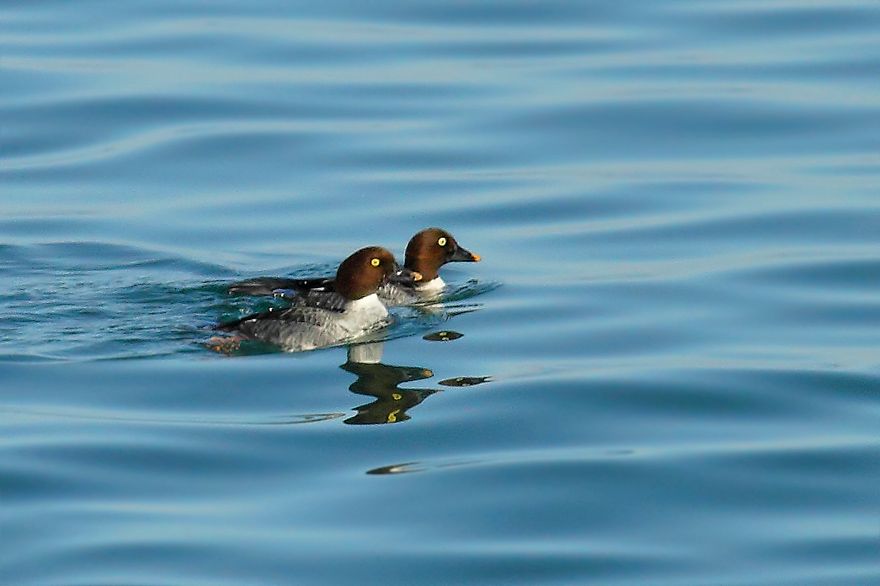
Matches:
[[219, 292, 389, 352], [215, 247, 420, 352]]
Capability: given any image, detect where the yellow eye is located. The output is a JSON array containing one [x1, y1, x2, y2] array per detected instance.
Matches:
[[437, 237, 447, 246], [370, 258, 380, 267]]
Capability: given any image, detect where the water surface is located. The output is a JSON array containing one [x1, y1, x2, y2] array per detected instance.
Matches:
[[2, 1, 879, 584]]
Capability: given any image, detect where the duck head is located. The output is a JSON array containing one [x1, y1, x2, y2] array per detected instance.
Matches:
[[403, 228, 480, 282], [336, 246, 422, 300]]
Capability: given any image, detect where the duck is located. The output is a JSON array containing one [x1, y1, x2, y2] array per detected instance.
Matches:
[[212, 246, 421, 352], [227, 227, 480, 306]]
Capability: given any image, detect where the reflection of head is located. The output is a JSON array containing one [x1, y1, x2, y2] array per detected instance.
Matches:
[[422, 330, 464, 342], [438, 376, 493, 387], [341, 340, 491, 425], [341, 358, 438, 425], [341, 343, 437, 425]]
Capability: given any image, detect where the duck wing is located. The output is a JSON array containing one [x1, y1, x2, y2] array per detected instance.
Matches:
[[227, 276, 336, 297]]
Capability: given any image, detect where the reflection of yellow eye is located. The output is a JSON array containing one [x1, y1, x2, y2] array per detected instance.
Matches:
[[438, 237, 447, 246], [370, 258, 380, 267]]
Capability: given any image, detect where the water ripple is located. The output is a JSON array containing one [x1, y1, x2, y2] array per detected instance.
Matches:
[[2, 0, 879, 584]]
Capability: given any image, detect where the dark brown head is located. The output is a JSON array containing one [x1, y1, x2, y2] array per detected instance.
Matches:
[[335, 246, 422, 300], [403, 228, 480, 281]]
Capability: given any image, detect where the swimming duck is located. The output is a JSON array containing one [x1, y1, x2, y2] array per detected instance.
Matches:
[[214, 246, 421, 352], [227, 228, 479, 306]]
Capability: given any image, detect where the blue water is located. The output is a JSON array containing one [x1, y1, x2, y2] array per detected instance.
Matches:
[[2, 1, 879, 584]]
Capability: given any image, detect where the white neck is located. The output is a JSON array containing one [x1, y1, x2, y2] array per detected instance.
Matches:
[[415, 276, 445, 292], [345, 293, 388, 316]]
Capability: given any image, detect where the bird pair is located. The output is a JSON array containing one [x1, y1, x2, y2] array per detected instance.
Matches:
[[212, 228, 480, 352]]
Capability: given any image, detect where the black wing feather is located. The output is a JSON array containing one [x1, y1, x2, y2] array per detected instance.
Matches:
[[228, 276, 336, 296], [216, 290, 348, 331]]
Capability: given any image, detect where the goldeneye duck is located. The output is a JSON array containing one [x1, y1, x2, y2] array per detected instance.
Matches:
[[213, 246, 421, 352], [227, 227, 479, 306]]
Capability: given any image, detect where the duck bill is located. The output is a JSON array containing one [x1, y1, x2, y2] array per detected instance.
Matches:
[[449, 245, 481, 262], [388, 266, 423, 286]]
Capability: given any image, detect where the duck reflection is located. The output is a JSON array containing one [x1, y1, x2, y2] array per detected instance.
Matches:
[[438, 376, 493, 387], [341, 342, 439, 425], [422, 330, 464, 342], [341, 340, 490, 425]]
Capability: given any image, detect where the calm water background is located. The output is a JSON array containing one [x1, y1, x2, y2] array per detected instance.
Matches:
[[2, 1, 879, 584]]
